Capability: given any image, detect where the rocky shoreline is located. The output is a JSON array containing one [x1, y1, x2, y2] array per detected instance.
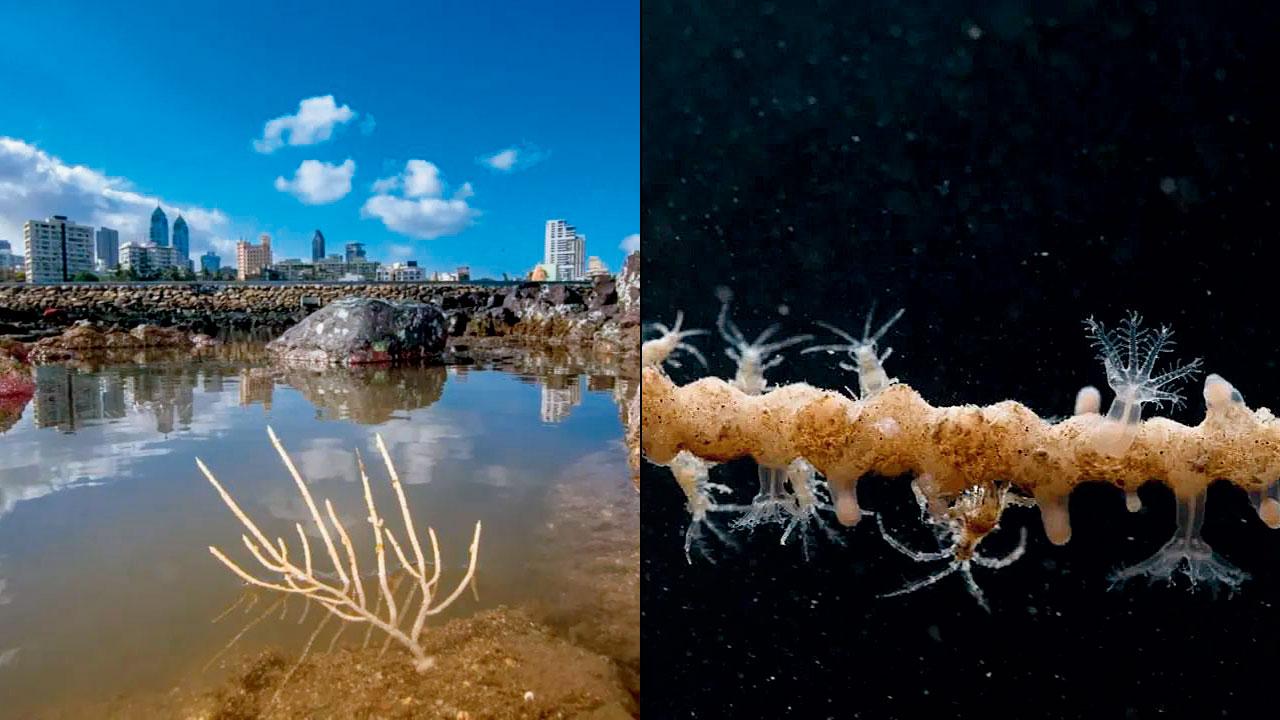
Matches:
[[0, 253, 640, 359]]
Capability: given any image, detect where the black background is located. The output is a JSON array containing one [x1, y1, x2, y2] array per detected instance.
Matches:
[[642, 1, 1280, 718]]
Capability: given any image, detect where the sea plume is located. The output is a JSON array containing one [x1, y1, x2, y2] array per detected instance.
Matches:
[[197, 427, 481, 672]]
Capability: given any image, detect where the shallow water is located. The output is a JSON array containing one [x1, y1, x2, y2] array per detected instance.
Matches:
[[0, 349, 636, 717]]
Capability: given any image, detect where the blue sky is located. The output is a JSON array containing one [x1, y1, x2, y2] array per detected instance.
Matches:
[[0, 0, 638, 278]]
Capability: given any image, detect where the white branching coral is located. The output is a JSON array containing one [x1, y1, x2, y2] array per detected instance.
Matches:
[[197, 427, 482, 672]]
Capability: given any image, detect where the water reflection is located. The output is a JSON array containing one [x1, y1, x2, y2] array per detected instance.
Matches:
[[279, 365, 447, 424], [0, 349, 635, 522], [541, 374, 584, 423], [20, 355, 624, 435], [0, 348, 635, 716]]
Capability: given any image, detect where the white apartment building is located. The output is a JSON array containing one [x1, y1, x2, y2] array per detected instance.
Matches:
[[119, 242, 184, 276], [24, 216, 94, 283], [544, 219, 586, 281], [377, 261, 425, 282]]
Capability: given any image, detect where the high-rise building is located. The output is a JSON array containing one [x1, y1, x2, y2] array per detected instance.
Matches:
[[200, 251, 221, 274], [456, 265, 471, 282], [312, 230, 326, 261], [94, 227, 120, 269], [236, 234, 273, 280], [172, 215, 189, 264], [544, 220, 586, 281], [150, 206, 169, 247], [345, 242, 366, 263], [24, 216, 94, 283]]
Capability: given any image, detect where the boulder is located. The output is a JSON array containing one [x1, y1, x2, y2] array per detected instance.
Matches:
[[590, 277, 618, 309], [266, 297, 447, 365], [546, 284, 583, 307], [617, 252, 640, 313], [445, 310, 470, 337]]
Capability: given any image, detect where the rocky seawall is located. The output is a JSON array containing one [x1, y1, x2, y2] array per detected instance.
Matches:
[[0, 253, 641, 358]]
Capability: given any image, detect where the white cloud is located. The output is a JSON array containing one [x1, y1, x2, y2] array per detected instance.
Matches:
[[253, 95, 357, 154], [620, 233, 640, 253], [362, 196, 476, 240], [273, 158, 355, 205], [362, 159, 478, 240], [402, 160, 443, 198], [388, 244, 414, 259], [370, 175, 400, 194], [0, 136, 230, 257], [478, 143, 549, 173], [485, 149, 518, 171]]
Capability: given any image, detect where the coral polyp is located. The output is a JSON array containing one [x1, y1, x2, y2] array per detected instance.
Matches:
[[643, 304, 1280, 606]]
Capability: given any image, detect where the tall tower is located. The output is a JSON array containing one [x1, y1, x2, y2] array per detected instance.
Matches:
[[172, 215, 189, 264], [544, 219, 586, 280], [312, 230, 326, 262], [345, 242, 366, 263], [150, 206, 169, 247]]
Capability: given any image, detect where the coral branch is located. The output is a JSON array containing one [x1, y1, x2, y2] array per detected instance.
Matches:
[[643, 367, 1280, 535], [198, 429, 482, 672]]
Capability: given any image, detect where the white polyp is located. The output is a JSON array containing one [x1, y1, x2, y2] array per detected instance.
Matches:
[[1203, 373, 1243, 411], [1036, 492, 1072, 546], [1074, 386, 1101, 416], [856, 346, 892, 398], [732, 466, 798, 532], [803, 306, 904, 399], [833, 483, 861, 526], [1109, 491, 1249, 590], [1125, 490, 1142, 513], [1260, 499, 1280, 529]]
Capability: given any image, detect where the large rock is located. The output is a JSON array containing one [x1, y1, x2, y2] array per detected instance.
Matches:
[[266, 297, 446, 365]]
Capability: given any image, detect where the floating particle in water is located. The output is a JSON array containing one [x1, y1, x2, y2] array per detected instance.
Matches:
[[967, 23, 984, 40], [777, 304, 790, 316], [1160, 177, 1177, 194]]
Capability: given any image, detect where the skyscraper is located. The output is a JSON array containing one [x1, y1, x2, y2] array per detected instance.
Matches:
[[95, 227, 120, 269], [150, 206, 169, 247], [172, 215, 189, 264], [544, 219, 586, 281], [312, 230, 326, 261], [345, 242, 366, 262]]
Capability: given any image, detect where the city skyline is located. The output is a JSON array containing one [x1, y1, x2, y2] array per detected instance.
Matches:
[[0, 1, 638, 279]]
